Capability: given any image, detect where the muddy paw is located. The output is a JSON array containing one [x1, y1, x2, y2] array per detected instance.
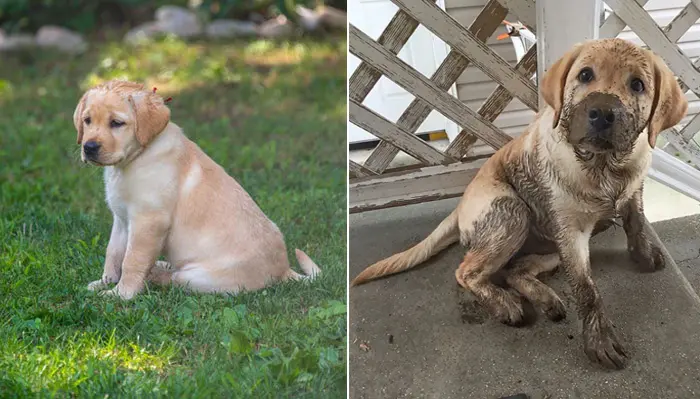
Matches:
[[583, 314, 627, 370], [630, 242, 666, 272], [494, 293, 530, 327], [543, 296, 567, 322]]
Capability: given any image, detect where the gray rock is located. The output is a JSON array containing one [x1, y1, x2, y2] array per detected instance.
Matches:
[[318, 6, 346, 30], [205, 20, 258, 38], [0, 33, 35, 51], [258, 15, 294, 38], [155, 5, 202, 38], [296, 6, 322, 32], [35, 25, 87, 53], [249, 13, 267, 24], [295, 6, 347, 33], [124, 21, 164, 44]]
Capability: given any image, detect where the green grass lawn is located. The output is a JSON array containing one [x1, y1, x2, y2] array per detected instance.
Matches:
[[0, 35, 347, 397]]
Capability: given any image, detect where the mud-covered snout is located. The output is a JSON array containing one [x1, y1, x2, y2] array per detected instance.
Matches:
[[587, 106, 616, 135], [567, 92, 633, 153]]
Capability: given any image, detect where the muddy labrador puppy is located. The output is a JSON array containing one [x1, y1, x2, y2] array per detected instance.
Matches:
[[351, 39, 687, 369], [73, 80, 320, 300]]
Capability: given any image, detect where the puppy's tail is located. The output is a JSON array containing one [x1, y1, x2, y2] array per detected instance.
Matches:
[[284, 249, 322, 281], [351, 209, 460, 286]]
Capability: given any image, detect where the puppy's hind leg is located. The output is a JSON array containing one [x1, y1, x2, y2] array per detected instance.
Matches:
[[456, 195, 531, 326], [146, 261, 174, 286], [505, 253, 566, 321]]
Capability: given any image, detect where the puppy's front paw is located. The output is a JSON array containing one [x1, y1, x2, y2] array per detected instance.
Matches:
[[87, 279, 109, 292], [99, 284, 139, 300], [583, 313, 627, 370], [544, 296, 567, 322], [629, 241, 666, 272], [87, 273, 119, 292], [493, 291, 530, 327]]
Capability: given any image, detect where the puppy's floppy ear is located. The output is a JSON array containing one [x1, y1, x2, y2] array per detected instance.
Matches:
[[127, 91, 171, 146], [646, 53, 688, 148], [73, 91, 90, 144], [541, 43, 583, 129]]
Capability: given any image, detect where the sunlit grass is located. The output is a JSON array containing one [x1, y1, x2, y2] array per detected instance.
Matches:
[[79, 36, 345, 95], [0, 35, 346, 397]]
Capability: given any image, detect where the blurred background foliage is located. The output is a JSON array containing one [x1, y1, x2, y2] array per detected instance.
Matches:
[[0, 0, 345, 34]]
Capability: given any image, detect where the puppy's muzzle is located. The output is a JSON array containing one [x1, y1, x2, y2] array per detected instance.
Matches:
[[588, 107, 615, 135], [569, 92, 629, 152], [83, 140, 101, 161], [584, 93, 625, 143]]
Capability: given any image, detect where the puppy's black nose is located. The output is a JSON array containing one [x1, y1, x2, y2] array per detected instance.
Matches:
[[83, 141, 100, 158], [588, 107, 615, 131]]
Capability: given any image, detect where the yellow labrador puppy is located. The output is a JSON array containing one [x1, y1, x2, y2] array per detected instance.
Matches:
[[74, 80, 320, 300], [351, 39, 687, 369]]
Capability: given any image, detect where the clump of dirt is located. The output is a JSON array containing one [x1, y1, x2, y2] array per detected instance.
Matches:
[[458, 298, 488, 325]]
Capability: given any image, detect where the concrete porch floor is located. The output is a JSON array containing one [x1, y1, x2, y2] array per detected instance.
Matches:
[[349, 178, 700, 398]]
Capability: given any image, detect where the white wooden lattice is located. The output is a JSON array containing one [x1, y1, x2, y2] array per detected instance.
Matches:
[[348, 0, 538, 213]]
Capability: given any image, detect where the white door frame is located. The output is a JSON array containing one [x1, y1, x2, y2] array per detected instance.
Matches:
[[536, 0, 602, 104]]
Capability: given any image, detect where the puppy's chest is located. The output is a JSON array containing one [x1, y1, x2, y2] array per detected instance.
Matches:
[[104, 166, 176, 218], [105, 171, 128, 217], [555, 171, 639, 218]]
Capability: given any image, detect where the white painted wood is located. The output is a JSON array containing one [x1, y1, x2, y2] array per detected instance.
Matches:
[[665, 127, 700, 161], [349, 159, 487, 213], [349, 98, 457, 165], [495, 0, 536, 32], [348, 0, 455, 144], [349, 160, 377, 178], [679, 112, 700, 141], [599, 0, 649, 38], [391, 0, 538, 110], [606, 0, 700, 96], [363, 0, 509, 174], [692, 0, 700, 13], [349, 25, 512, 149], [536, 0, 601, 106], [649, 147, 700, 202], [663, 2, 700, 42], [446, 44, 538, 158]]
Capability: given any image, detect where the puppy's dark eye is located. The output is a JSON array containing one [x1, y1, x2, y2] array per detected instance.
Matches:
[[578, 67, 595, 83], [630, 78, 645, 93], [84, 117, 91, 125], [110, 120, 125, 128]]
